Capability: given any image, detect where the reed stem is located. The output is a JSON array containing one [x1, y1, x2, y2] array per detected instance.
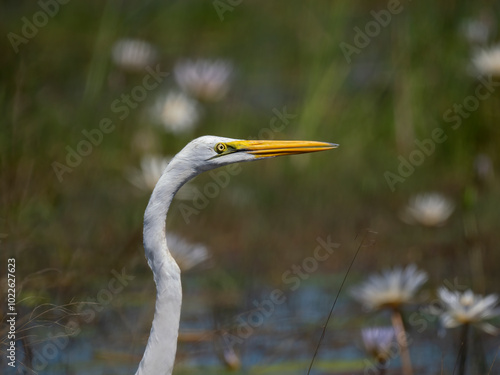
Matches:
[[458, 323, 469, 375], [391, 308, 413, 375]]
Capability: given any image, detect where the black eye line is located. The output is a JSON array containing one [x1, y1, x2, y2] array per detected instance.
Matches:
[[209, 145, 247, 160]]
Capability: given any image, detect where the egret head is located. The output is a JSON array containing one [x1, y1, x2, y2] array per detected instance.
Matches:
[[175, 135, 338, 173], [141, 134, 337, 375]]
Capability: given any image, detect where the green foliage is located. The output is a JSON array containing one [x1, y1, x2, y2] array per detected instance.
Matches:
[[1, 0, 500, 372]]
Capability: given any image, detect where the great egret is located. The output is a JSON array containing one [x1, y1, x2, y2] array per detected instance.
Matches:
[[137, 135, 337, 374]]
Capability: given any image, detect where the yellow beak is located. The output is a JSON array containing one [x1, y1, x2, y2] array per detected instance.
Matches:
[[227, 140, 338, 158]]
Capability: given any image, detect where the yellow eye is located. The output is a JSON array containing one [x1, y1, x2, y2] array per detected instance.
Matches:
[[215, 143, 227, 154]]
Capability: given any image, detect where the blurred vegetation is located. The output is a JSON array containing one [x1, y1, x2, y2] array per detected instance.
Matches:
[[1, 0, 500, 373]]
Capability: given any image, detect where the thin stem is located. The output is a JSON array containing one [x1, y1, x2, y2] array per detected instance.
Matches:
[[487, 345, 500, 375], [378, 359, 387, 375], [391, 308, 413, 375], [306, 230, 367, 375], [458, 323, 469, 375]]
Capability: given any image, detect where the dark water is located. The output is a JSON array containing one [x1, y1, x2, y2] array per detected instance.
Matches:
[[3, 284, 499, 374]]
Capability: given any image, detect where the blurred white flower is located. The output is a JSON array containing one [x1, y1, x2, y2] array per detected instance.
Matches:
[[437, 287, 500, 335], [474, 153, 494, 182], [361, 327, 395, 363], [174, 59, 233, 101], [401, 192, 455, 227], [127, 155, 170, 191], [153, 91, 200, 134], [126, 155, 195, 200], [111, 38, 158, 71], [351, 264, 428, 310], [221, 346, 241, 371], [167, 232, 211, 271], [472, 45, 500, 77], [460, 18, 492, 46]]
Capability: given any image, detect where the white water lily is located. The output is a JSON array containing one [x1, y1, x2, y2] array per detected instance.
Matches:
[[166, 232, 211, 271], [126, 155, 196, 200], [127, 155, 170, 192], [472, 45, 500, 77], [111, 38, 158, 71], [474, 153, 494, 182], [351, 264, 428, 310], [460, 18, 492, 46], [153, 91, 200, 134], [437, 287, 500, 335], [401, 192, 455, 227], [174, 59, 233, 101], [361, 327, 395, 362]]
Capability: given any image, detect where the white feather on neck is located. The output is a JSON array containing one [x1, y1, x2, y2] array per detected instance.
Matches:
[[136, 155, 199, 375]]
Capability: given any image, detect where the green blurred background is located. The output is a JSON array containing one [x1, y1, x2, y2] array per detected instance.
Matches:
[[1, 0, 500, 374]]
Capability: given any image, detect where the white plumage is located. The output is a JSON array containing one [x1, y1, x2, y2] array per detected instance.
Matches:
[[136, 136, 336, 374]]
